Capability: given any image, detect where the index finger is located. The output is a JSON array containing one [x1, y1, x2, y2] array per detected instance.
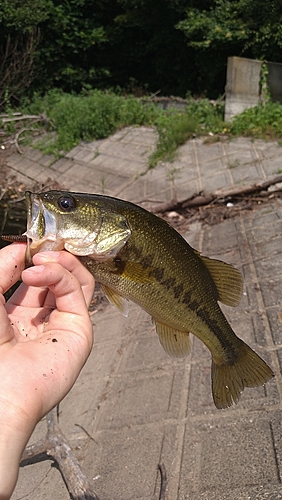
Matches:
[[32, 251, 95, 307], [0, 243, 26, 295]]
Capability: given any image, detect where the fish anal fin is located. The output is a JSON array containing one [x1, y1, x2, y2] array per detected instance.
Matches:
[[212, 341, 274, 409], [200, 254, 243, 307], [155, 321, 191, 358], [101, 284, 129, 317]]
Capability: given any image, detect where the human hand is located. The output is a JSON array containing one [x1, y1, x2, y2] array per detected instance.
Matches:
[[0, 243, 95, 499]]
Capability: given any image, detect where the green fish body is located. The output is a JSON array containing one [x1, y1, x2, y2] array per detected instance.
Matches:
[[23, 190, 274, 409]]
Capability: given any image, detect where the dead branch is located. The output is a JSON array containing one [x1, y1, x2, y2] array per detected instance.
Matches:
[[151, 174, 282, 213], [20, 405, 168, 499], [158, 463, 167, 500], [0, 28, 41, 109], [21, 407, 101, 500], [1, 113, 54, 152], [1, 114, 42, 123], [0, 112, 22, 118], [213, 174, 282, 197], [13, 125, 46, 154]]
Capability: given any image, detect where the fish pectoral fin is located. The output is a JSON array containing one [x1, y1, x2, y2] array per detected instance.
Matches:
[[154, 321, 191, 357], [101, 284, 129, 317], [199, 254, 243, 307]]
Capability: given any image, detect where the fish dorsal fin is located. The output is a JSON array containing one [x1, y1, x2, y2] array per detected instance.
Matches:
[[155, 321, 191, 358], [198, 254, 243, 307], [101, 284, 129, 317]]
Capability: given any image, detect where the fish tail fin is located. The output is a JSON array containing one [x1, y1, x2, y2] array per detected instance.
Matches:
[[212, 342, 274, 409]]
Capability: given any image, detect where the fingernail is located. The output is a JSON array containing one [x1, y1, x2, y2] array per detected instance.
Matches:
[[34, 252, 60, 262], [24, 265, 46, 275]]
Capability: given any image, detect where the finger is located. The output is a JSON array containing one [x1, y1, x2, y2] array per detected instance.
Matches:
[[33, 251, 95, 307], [0, 295, 15, 345], [0, 243, 26, 295], [22, 262, 91, 317], [7, 282, 49, 308]]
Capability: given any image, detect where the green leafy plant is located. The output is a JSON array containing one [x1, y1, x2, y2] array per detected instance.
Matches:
[[9, 90, 282, 171], [230, 101, 282, 139], [23, 89, 160, 157], [149, 99, 225, 168], [16, 90, 226, 164]]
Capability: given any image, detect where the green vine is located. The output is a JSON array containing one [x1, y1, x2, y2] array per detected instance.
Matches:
[[260, 62, 271, 103]]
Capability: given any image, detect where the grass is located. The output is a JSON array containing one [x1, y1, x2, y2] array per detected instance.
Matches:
[[2, 90, 282, 169], [149, 99, 225, 168]]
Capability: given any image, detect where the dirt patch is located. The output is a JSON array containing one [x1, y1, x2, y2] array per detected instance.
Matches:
[[160, 191, 282, 234], [161, 192, 282, 233]]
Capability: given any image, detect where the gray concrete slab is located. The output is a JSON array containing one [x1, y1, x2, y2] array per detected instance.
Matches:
[[5, 129, 282, 499]]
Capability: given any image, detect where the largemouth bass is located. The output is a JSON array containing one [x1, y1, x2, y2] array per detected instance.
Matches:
[[20, 190, 274, 408]]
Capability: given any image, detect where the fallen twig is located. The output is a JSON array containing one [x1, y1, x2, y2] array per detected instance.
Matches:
[[0, 112, 55, 152], [214, 174, 282, 197], [1, 114, 43, 123], [151, 174, 282, 213], [0, 112, 22, 118], [158, 463, 167, 500], [21, 407, 101, 500], [14, 127, 41, 154]]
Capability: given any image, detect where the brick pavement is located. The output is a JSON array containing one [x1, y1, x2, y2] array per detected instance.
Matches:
[[5, 128, 282, 499]]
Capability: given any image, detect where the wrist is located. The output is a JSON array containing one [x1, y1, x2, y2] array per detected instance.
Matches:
[[0, 405, 36, 499]]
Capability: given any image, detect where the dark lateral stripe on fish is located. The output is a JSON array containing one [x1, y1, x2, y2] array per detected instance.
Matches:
[[160, 276, 177, 291], [139, 255, 154, 268], [150, 267, 165, 282], [196, 307, 239, 364], [114, 250, 238, 360], [173, 283, 184, 300]]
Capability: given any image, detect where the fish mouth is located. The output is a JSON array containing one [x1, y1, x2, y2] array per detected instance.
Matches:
[[24, 191, 64, 264]]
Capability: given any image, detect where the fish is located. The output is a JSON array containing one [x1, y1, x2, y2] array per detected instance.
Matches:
[[12, 190, 275, 409]]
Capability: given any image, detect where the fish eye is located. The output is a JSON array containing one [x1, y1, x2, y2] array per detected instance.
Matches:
[[57, 195, 76, 212]]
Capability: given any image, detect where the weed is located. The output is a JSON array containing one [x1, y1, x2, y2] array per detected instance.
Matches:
[[149, 111, 200, 168], [148, 100, 225, 169], [228, 159, 240, 169], [20, 89, 160, 158], [167, 167, 181, 182], [93, 149, 100, 160], [15, 90, 225, 165], [230, 102, 282, 139], [100, 177, 106, 193], [6, 89, 282, 171]]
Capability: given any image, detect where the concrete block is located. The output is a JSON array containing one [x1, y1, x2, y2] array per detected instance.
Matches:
[[83, 426, 164, 500], [267, 60, 282, 103], [225, 56, 262, 121], [179, 416, 280, 498]]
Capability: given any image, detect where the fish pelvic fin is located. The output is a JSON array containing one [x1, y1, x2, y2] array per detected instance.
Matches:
[[212, 342, 274, 409], [155, 321, 191, 357], [199, 254, 243, 307]]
